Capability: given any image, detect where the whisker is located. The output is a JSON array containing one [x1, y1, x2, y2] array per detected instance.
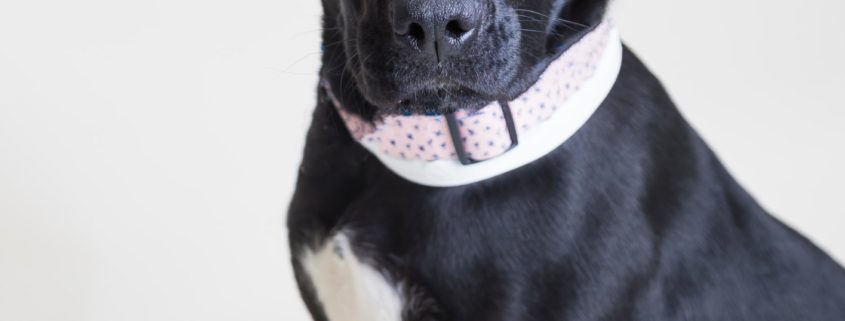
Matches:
[[519, 28, 549, 34], [289, 27, 343, 39], [321, 39, 346, 50], [280, 52, 322, 73], [517, 48, 543, 61], [513, 9, 590, 29], [338, 51, 359, 97], [517, 15, 582, 32]]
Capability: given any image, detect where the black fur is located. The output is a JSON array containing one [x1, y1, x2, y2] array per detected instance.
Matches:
[[289, 0, 845, 320], [321, 0, 606, 117]]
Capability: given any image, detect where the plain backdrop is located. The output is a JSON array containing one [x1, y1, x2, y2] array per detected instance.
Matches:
[[0, 0, 843, 320]]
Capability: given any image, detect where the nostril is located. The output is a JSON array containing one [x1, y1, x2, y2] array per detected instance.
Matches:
[[397, 22, 427, 50], [407, 22, 426, 43], [445, 20, 469, 39]]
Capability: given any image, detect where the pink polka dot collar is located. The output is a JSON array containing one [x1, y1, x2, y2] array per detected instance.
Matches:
[[323, 21, 623, 187]]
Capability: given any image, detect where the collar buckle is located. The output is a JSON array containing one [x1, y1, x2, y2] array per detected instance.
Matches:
[[445, 101, 519, 165]]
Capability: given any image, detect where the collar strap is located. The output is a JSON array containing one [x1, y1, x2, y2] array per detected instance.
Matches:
[[323, 21, 622, 187]]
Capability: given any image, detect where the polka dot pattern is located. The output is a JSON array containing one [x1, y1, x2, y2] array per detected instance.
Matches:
[[325, 21, 613, 162]]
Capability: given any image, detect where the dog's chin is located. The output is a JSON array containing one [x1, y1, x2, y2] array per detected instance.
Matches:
[[362, 84, 500, 115], [400, 93, 491, 114]]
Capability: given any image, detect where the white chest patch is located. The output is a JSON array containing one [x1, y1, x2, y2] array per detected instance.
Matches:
[[300, 233, 404, 321]]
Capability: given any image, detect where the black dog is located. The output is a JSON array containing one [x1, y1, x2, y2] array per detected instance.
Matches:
[[288, 0, 845, 320]]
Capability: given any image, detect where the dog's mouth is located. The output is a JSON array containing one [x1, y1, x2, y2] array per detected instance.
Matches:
[[350, 56, 519, 114], [391, 81, 496, 114]]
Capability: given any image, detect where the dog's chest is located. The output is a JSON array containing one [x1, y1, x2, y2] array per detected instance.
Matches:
[[300, 233, 404, 321]]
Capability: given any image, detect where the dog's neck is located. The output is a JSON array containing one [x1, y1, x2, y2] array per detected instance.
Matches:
[[322, 21, 622, 187]]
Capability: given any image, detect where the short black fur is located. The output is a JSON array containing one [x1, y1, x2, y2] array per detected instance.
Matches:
[[289, 0, 845, 320]]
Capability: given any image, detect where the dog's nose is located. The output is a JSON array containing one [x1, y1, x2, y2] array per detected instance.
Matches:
[[393, 0, 482, 62]]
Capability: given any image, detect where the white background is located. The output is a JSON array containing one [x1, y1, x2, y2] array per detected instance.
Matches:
[[0, 0, 842, 320]]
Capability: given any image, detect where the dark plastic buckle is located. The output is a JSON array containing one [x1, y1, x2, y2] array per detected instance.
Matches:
[[445, 101, 519, 165]]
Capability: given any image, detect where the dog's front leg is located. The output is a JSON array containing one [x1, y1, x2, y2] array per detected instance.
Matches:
[[287, 93, 370, 321]]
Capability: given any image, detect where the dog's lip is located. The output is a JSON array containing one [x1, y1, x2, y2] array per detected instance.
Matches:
[[397, 78, 490, 100], [391, 86, 493, 113], [395, 84, 480, 103]]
